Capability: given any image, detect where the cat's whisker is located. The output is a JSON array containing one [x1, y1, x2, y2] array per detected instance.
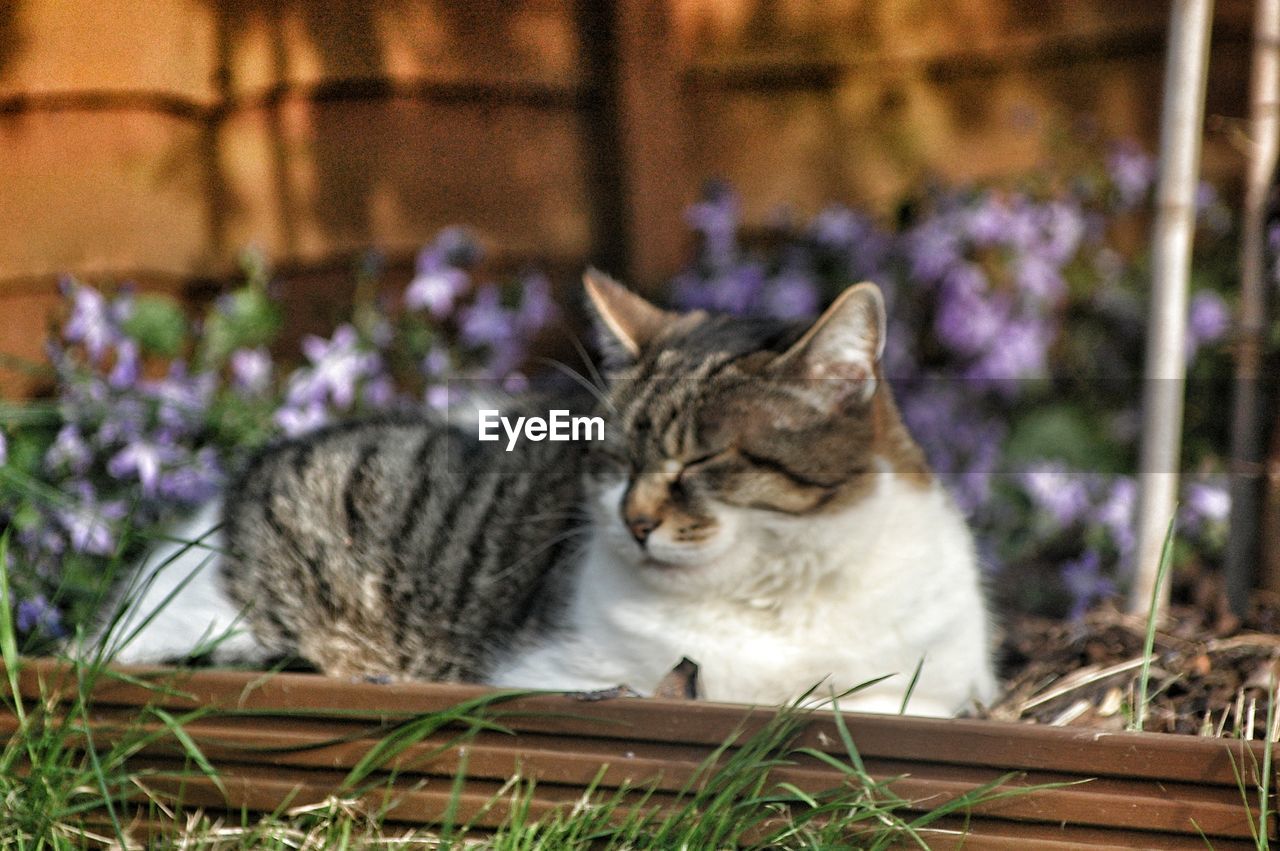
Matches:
[[565, 331, 609, 393], [485, 510, 593, 528], [484, 523, 592, 584], [535, 356, 616, 414]]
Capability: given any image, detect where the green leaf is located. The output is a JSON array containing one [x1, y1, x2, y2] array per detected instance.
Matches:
[[120, 294, 188, 356], [198, 285, 282, 368], [1004, 404, 1120, 471]]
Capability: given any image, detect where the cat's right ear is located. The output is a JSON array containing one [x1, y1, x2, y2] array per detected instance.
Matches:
[[583, 269, 676, 366], [770, 281, 886, 409]]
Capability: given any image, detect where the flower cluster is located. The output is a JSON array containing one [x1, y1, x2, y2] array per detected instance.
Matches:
[[669, 143, 1236, 618], [0, 142, 1244, 636], [0, 233, 557, 640]]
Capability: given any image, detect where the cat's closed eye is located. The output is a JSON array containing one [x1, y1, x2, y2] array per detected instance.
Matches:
[[680, 450, 726, 471]]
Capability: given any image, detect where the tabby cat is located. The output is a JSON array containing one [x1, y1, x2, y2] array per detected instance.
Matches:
[[100, 272, 996, 716]]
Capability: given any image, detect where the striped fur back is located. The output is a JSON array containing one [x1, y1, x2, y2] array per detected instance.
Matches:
[[222, 414, 586, 681]]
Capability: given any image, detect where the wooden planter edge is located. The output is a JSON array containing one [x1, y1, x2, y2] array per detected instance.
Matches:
[[2, 657, 1274, 850]]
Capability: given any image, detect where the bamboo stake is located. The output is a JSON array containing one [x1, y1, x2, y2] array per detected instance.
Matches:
[[1130, 0, 1215, 617], [1230, 0, 1280, 610]]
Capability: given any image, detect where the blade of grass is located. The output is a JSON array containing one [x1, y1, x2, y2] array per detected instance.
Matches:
[[1258, 677, 1275, 851], [899, 656, 925, 715], [150, 706, 226, 796], [1131, 509, 1177, 732], [0, 532, 27, 728]]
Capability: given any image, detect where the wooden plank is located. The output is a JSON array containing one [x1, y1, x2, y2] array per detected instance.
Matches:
[[609, 0, 696, 291], [672, 1, 1252, 81], [16, 660, 1268, 786], [215, 97, 591, 271], [216, 0, 583, 100], [6, 659, 1275, 844], [0, 0, 218, 103], [0, 111, 212, 282]]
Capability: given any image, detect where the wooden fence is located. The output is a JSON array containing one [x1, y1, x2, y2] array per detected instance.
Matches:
[[0, 0, 1255, 398]]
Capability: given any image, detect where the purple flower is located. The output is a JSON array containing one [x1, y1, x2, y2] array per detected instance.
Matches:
[[1038, 201, 1085, 265], [44, 425, 92, 476], [482, 338, 526, 380], [1107, 142, 1155, 207], [686, 182, 740, 269], [156, 447, 223, 503], [107, 339, 141, 389], [275, 402, 329, 437], [1014, 252, 1066, 302], [286, 325, 382, 410], [425, 226, 483, 269], [934, 265, 1007, 356], [762, 269, 820, 319], [0, 429, 6, 466], [502, 372, 529, 393], [1093, 476, 1137, 557], [1000, 196, 1041, 249], [516, 271, 558, 333], [230, 347, 273, 395], [1020, 462, 1091, 527], [1183, 481, 1230, 527], [811, 206, 890, 276], [144, 365, 215, 433], [1270, 224, 1280, 286], [458, 285, 516, 348], [405, 265, 469, 318], [16, 595, 63, 637], [1061, 549, 1116, 620], [907, 218, 962, 281], [107, 440, 180, 495], [965, 197, 1013, 245], [966, 316, 1052, 388], [709, 264, 766, 315], [96, 397, 148, 447], [60, 279, 121, 362], [361, 375, 397, 408], [1186, 291, 1230, 360], [421, 345, 450, 377], [1195, 182, 1218, 214], [956, 436, 1002, 515], [57, 485, 125, 556], [55, 368, 108, 426], [425, 384, 451, 410]]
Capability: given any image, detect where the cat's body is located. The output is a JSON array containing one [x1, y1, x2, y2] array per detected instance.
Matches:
[[223, 415, 584, 681], [99, 274, 996, 716]]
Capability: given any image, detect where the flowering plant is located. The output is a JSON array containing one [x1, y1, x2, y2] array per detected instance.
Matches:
[[0, 142, 1246, 642], [0, 231, 556, 641], [669, 144, 1236, 617]]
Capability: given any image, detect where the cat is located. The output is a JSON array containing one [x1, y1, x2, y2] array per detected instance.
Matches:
[[95, 271, 996, 717]]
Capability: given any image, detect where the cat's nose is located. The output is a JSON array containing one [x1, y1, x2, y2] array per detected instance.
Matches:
[[625, 514, 660, 544]]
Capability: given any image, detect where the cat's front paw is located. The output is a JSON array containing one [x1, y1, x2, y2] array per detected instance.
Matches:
[[569, 684, 642, 701]]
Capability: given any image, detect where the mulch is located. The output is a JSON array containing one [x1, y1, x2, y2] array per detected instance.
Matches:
[[984, 567, 1280, 738]]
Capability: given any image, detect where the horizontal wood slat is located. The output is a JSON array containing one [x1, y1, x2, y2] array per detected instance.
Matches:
[[3, 658, 1274, 847]]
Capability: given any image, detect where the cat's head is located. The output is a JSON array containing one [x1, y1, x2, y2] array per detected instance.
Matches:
[[582, 270, 928, 592]]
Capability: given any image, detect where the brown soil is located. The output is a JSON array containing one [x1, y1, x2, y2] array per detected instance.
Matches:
[[985, 569, 1280, 738]]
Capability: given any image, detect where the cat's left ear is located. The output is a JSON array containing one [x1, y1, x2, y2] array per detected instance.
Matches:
[[583, 268, 679, 364], [771, 282, 886, 407]]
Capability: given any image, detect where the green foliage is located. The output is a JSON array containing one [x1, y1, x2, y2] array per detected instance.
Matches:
[[120, 295, 188, 358]]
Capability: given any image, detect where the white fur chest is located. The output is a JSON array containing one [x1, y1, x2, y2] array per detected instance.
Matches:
[[488, 471, 996, 717]]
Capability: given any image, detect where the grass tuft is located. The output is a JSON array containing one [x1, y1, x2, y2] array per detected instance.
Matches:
[[1130, 510, 1178, 733]]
